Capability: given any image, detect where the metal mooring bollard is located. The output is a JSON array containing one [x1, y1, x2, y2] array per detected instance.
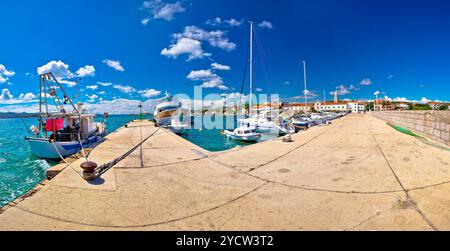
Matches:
[[282, 134, 294, 143], [80, 161, 98, 180]]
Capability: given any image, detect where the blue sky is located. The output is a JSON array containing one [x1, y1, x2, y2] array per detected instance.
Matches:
[[0, 0, 449, 112]]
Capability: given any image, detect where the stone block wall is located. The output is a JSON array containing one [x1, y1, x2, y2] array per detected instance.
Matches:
[[372, 111, 450, 146]]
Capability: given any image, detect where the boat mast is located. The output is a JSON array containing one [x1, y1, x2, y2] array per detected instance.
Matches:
[[249, 21, 253, 116], [303, 60, 307, 111]]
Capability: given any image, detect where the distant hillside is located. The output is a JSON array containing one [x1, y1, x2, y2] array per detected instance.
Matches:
[[0, 112, 39, 119]]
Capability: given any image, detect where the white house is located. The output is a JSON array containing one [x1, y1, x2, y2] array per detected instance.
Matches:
[[348, 102, 366, 113]]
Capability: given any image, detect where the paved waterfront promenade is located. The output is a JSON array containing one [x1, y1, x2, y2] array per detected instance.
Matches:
[[1, 114, 449, 230]]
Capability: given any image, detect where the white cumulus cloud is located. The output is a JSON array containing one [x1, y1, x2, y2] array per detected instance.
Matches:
[[141, 0, 185, 23], [420, 97, 430, 104], [18, 93, 36, 101], [161, 37, 209, 61], [330, 85, 351, 95], [86, 85, 98, 90], [141, 18, 150, 26], [206, 17, 243, 27], [174, 26, 236, 51], [0, 64, 15, 84], [37, 60, 74, 79], [86, 94, 98, 103], [113, 84, 136, 93], [76, 65, 95, 77], [359, 78, 372, 86], [97, 82, 113, 86], [201, 77, 228, 90], [102, 59, 125, 72], [211, 62, 230, 71], [59, 80, 78, 87], [0, 88, 13, 101], [258, 20, 274, 29], [139, 88, 161, 98], [187, 69, 214, 80], [0, 89, 38, 104], [186, 69, 228, 90]]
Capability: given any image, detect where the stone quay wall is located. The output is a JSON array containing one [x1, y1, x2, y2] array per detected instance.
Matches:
[[372, 111, 450, 146]]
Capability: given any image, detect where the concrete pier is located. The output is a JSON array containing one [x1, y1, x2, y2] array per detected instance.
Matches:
[[1, 114, 449, 230]]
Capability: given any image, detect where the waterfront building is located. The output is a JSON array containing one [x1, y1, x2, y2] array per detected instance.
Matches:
[[282, 103, 312, 112], [429, 101, 448, 110], [314, 101, 349, 112], [348, 102, 366, 113]]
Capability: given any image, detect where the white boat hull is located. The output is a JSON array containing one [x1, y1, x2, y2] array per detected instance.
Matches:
[[224, 130, 261, 142], [167, 124, 189, 134], [26, 136, 102, 159]]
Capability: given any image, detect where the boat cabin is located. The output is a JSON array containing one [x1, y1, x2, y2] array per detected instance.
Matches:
[[41, 114, 99, 141]]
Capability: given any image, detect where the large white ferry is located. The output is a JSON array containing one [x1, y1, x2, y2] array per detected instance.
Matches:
[[153, 92, 183, 126]]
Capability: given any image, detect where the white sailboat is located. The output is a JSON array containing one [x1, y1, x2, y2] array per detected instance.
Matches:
[[236, 22, 294, 136], [224, 21, 262, 142]]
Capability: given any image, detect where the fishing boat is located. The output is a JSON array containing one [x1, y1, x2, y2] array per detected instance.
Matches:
[[25, 73, 107, 159]]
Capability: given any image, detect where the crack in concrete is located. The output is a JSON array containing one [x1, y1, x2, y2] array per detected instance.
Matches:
[[247, 128, 332, 173], [13, 182, 268, 229], [344, 211, 381, 231], [364, 117, 438, 231]]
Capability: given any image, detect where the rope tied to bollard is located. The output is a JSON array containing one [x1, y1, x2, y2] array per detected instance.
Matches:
[[80, 127, 161, 180]]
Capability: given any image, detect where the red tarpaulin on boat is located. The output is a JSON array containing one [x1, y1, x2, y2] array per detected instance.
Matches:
[[45, 118, 64, 132]]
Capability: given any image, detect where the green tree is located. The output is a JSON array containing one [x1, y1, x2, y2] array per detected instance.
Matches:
[[412, 104, 432, 110], [439, 105, 449, 110]]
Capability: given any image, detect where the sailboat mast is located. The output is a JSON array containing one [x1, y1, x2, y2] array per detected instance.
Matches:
[[249, 21, 253, 115], [303, 60, 307, 110]]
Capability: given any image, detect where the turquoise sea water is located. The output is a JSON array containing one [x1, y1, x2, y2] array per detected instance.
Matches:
[[0, 114, 140, 207], [0, 114, 276, 207], [180, 115, 278, 151]]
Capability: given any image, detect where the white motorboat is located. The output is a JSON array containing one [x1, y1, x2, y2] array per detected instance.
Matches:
[[291, 118, 309, 128], [223, 124, 261, 142], [310, 113, 328, 125], [25, 73, 107, 159]]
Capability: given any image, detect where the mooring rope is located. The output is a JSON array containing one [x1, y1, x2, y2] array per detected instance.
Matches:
[[96, 127, 161, 177], [77, 133, 88, 161], [51, 140, 85, 179]]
